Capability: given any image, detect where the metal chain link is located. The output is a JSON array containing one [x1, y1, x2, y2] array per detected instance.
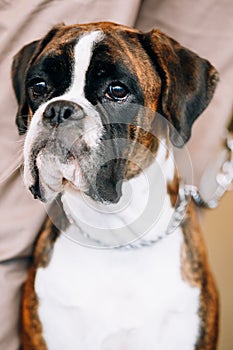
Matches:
[[64, 183, 191, 250]]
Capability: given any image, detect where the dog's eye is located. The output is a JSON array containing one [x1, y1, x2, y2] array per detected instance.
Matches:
[[30, 79, 48, 97], [105, 83, 129, 101]]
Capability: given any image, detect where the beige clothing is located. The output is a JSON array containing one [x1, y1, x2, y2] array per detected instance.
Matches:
[[0, 0, 232, 349]]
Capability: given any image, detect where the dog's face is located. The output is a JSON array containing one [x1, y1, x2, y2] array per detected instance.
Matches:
[[12, 22, 218, 203]]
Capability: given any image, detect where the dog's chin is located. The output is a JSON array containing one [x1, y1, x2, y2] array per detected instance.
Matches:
[[25, 146, 125, 204], [26, 152, 88, 203], [27, 162, 124, 205], [29, 177, 123, 205]]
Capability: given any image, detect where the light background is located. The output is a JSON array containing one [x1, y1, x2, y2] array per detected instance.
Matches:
[[203, 190, 233, 350]]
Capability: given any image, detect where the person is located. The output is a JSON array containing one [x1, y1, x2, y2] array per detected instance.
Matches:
[[0, 0, 232, 348]]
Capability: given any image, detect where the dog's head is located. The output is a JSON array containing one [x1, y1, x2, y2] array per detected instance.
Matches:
[[12, 22, 218, 203]]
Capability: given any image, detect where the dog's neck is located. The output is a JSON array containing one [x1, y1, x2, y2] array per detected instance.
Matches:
[[61, 139, 178, 249]]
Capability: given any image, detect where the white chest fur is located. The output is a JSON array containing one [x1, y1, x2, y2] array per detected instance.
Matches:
[[35, 142, 200, 349], [35, 229, 200, 350]]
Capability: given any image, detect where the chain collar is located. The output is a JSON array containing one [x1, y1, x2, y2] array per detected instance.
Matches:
[[63, 182, 191, 250]]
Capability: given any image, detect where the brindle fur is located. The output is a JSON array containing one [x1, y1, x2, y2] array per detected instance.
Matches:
[[181, 203, 219, 349], [21, 218, 56, 350]]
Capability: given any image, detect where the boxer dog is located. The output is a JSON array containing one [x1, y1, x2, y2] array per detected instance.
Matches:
[[12, 22, 219, 349]]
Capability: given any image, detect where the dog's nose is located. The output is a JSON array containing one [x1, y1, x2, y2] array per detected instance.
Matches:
[[43, 100, 84, 126]]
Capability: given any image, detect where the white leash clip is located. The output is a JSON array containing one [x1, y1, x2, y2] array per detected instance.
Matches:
[[214, 133, 233, 195]]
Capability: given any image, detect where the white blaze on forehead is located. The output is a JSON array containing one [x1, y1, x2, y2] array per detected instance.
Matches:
[[23, 31, 105, 199], [62, 30, 105, 148], [68, 30, 104, 99]]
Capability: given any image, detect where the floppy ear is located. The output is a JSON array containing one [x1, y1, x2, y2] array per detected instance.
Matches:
[[12, 40, 40, 135], [11, 24, 65, 135], [142, 29, 219, 147]]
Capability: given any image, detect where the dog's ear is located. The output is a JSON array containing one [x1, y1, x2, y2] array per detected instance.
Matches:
[[142, 29, 219, 147], [11, 24, 65, 135], [12, 40, 40, 135]]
